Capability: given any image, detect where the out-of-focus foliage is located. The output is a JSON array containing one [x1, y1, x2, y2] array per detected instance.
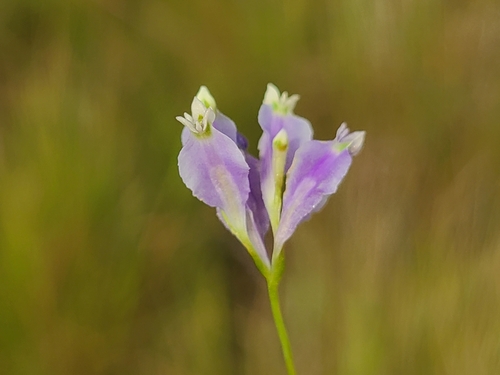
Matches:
[[0, 0, 499, 374]]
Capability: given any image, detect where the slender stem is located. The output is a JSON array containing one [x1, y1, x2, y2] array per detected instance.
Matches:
[[267, 278, 296, 375]]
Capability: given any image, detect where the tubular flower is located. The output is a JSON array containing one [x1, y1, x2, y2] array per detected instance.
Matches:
[[176, 84, 365, 271]]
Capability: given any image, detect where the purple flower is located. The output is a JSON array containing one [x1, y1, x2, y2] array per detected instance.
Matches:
[[176, 86, 365, 375], [176, 85, 364, 271], [177, 87, 270, 271]]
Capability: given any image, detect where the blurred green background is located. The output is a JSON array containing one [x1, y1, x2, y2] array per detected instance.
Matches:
[[1, 0, 500, 374]]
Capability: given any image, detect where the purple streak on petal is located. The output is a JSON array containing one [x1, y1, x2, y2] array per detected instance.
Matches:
[[179, 127, 250, 233], [236, 132, 249, 151], [245, 154, 270, 238], [274, 140, 352, 251]]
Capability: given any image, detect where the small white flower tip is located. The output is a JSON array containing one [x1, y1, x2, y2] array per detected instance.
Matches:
[[176, 114, 195, 132], [178, 98, 216, 134], [349, 131, 365, 155], [264, 83, 281, 106], [336, 122, 350, 140], [332, 123, 365, 155], [175, 115, 188, 126], [191, 97, 207, 120], [204, 107, 216, 125], [196, 86, 217, 110], [343, 131, 366, 156], [284, 93, 300, 111], [264, 83, 300, 115]]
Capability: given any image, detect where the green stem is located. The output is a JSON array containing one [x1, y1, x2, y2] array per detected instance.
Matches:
[[267, 257, 296, 375]]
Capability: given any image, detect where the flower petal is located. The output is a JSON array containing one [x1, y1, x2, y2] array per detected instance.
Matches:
[[274, 140, 353, 252], [216, 207, 270, 269], [257, 102, 313, 231], [191, 97, 207, 120], [196, 86, 217, 109], [263, 83, 281, 106], [245, 154, 270, 238], [213, 112, 238, 143], [177, 116, 195, 131], [245, 209, 271, 268], [258, 104, 313, 165], [179, 127, 250, 235], [181, 111, 238, 146]]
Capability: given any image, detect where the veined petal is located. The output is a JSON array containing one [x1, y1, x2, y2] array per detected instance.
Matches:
[[179, 127, 250, 235], [273, 123, 365, 253], [274, 140, 353, 254]]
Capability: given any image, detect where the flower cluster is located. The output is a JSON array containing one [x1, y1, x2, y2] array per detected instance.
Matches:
[[176, 84, 365, 275]]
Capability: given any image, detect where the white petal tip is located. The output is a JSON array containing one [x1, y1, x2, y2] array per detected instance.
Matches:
[[346, 131, 366, 155], [264, 83, 281, 105], [196, 86, 217, 110], [263, 83, 299, 114]]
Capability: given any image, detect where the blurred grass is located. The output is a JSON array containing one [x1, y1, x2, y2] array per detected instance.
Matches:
[[1, 0, 500, 374]]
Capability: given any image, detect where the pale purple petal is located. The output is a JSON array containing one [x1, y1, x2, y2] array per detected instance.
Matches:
[[245, 154, 270, 238], [258, 104, 313, 223], [181, 126, 191, 146], [274, 140, 352, 251], [245, 209, 271, 268], [213, 112, 238, 143], [258, 104, 313, 171], [179, 127, 250, 234]]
